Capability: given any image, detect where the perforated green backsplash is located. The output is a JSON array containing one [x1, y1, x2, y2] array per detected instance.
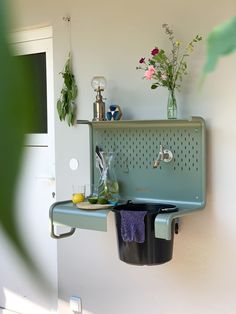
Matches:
[[92, 118, 206, 208]]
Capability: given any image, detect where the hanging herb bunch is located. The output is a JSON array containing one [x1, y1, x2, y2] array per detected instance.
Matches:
[[57, 53, 78, 126]]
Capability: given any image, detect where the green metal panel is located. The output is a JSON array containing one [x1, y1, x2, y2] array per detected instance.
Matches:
[[92, 117, 206, 207]]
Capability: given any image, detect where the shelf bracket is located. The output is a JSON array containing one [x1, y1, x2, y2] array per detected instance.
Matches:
[[155, 206, 204, 240], [49, 200, 76, 239]]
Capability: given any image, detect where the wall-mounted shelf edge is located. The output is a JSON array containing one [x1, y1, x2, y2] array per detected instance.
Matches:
[[77, 116, 204, 129], [49, 201, 110, 239], [49, 201, 205, 241]]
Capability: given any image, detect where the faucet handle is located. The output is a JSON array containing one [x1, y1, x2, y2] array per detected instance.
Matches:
[[163, 147, 173, 163], [153, 144, 173, 168]]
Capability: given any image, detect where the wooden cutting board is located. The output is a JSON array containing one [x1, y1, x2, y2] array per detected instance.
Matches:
[[76, 201, 113, 210]]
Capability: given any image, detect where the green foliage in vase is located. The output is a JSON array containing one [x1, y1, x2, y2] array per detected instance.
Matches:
[[57, 53, 78, 126], [137, 24, 202, 93]]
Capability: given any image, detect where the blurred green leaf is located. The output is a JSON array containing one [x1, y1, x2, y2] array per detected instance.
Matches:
[[0, 0, 51, 290], [204, 16, 236, 73], [0, 0, 33, 258]]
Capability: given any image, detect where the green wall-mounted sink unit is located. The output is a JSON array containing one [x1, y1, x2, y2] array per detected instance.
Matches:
[[49, 117, 206, 241]]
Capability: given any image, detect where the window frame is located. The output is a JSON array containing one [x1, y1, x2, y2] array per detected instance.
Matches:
[[10, 26, 54, 147]]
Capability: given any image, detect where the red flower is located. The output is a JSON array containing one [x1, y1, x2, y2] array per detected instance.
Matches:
[[151, 48, 159, 56], [139, 57, 145, 64]]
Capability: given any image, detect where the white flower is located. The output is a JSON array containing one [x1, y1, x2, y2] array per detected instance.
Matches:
[[161, 73, 167, 80]]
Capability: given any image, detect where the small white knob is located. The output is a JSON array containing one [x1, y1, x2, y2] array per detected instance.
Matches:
[[69, 158, 79, 170]]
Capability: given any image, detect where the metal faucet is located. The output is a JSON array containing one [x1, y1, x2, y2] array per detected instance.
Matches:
[[153, 144, 173, 168]]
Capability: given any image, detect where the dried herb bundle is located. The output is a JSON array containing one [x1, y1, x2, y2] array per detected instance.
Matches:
[[57, 53, 78, 126]]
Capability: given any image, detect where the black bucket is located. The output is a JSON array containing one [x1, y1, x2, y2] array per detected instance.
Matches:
[[112, 202, 178, 265]]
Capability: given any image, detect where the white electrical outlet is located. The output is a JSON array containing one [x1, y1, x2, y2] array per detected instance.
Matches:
[[70, 296, 82, 313]]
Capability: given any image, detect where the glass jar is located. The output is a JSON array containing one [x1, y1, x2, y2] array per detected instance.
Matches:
[[98, 152, 119, 205]]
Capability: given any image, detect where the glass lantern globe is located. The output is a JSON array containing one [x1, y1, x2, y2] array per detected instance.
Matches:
[[91, 76, 107, 91]]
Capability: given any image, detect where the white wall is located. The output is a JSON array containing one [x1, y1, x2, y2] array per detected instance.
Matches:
[[12, 0, 236, 313]]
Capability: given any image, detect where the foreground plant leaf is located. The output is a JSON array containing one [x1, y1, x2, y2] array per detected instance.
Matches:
[[203, 16, 236, 73], [0, 0, 50, 289]]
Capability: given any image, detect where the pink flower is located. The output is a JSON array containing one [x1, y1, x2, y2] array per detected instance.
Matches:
[[151, 47, 159, 56], [144, 66, 155, 80]]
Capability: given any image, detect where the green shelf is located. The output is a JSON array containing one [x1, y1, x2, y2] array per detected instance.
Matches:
[[49, 201, 110, 238]]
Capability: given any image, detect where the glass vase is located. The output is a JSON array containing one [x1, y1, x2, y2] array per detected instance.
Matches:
[[167, 89, 177, 119], [98, 152, 119, 205]]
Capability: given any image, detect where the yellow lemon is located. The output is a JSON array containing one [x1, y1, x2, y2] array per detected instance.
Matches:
[[72, 193, 85, 204]]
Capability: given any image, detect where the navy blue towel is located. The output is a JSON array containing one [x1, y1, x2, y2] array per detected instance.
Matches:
[[120, 210, 147, 243]]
